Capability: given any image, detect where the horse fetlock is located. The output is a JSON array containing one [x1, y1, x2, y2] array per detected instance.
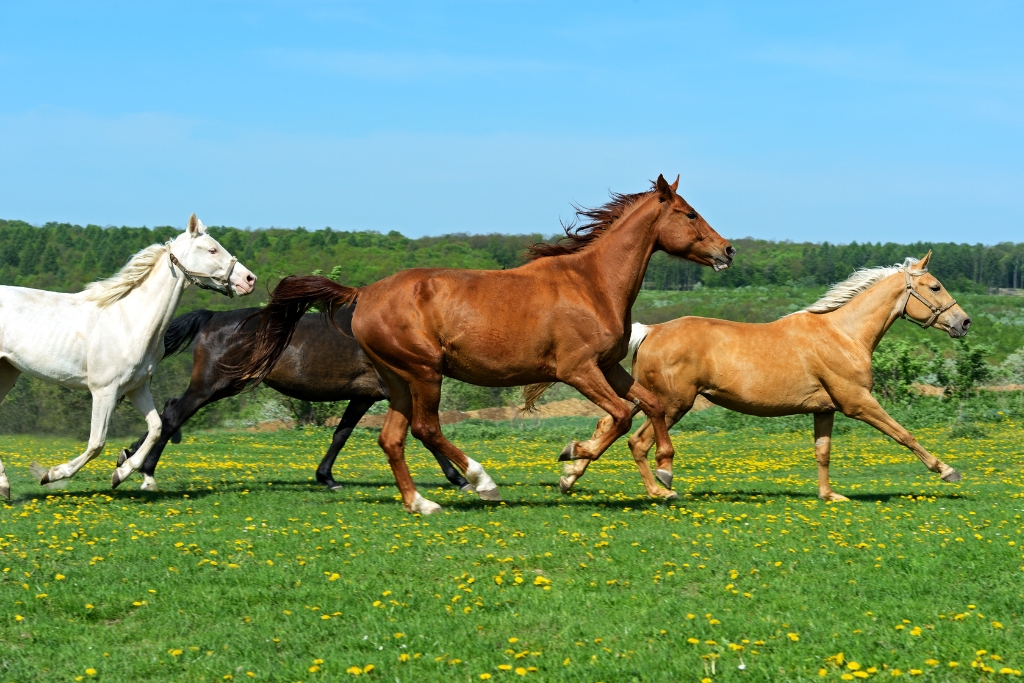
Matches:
[[464, 458, 500, 500], [408, 492, 442, 515], [655, 469, 673, 489]]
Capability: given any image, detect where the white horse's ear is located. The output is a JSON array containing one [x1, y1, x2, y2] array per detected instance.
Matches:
[[187, 214, 206, 236]]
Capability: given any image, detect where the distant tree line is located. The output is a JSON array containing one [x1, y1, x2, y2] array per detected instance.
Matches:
[[2, 218, 1022, 296]]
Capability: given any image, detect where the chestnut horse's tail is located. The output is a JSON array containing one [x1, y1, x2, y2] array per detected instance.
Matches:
[[233, 275, 360, 386], [520, 382, 554, 412]]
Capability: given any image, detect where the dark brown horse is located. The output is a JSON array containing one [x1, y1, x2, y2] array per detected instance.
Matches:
[[118, 307, 470, 492], [237, 175, 734, 514]]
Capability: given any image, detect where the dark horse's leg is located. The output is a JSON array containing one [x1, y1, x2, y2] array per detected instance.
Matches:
[[317, 398, 471, 491]]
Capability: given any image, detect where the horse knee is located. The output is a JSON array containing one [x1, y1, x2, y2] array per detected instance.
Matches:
[[410, 420, 441, 446]]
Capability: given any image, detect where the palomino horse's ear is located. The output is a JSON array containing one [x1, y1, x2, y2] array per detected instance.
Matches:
[[915, 250, 933, 272], [655, 174, 675, 202], [669, 174, 680, 192]]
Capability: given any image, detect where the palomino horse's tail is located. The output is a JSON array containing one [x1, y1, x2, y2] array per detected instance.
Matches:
[[628, 322, 652, 360], [232, 276, 359, 385]]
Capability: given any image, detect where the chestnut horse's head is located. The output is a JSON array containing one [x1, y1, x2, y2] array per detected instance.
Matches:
[[652, 174, 734, 271], [903, 251, 971, 337]]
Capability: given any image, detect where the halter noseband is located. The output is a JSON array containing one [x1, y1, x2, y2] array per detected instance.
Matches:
[[900, 269, 956, 329], [168, 252, 238, 298]]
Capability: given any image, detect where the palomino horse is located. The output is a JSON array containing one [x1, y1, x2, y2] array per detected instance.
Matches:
[[0, 215, 255, 499], [236, 175, 734, 514], [117, 307, 470, 492], [561, 252, 970, 500]]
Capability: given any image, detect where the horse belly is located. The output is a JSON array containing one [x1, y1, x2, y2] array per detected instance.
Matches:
[[0, 292, 90, 387]]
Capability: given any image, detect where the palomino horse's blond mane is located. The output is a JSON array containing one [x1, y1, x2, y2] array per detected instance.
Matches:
[[800, 257, 922, 315], [83, 243, 171, 308]]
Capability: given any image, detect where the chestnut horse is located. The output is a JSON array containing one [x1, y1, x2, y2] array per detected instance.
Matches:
[[562, 252, 970, 500], [237, 175, 734, 514]]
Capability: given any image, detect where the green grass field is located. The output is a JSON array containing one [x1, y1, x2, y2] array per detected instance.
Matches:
[[1, 411, 1023, 682]]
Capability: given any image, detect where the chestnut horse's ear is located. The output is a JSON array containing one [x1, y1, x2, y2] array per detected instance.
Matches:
[[915, 250, 933, 271], [655, 174, 675, 202], [670, 174, 680, 192]]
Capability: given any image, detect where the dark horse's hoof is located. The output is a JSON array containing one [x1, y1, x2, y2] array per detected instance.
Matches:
[[117, 449, 130, 467], [942, 469, 962, 483]]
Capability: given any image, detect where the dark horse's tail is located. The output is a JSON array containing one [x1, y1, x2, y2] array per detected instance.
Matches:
[[233, 276, 359, 386], [163, 309, 216, 357]]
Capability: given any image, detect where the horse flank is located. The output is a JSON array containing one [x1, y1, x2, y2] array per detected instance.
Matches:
[[800, 257, 922, 315], [82, 243, 170, 307]]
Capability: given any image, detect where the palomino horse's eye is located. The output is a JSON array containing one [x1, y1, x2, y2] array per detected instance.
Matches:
[[686, 212, 697, 220], [930, 284, 940, 292]]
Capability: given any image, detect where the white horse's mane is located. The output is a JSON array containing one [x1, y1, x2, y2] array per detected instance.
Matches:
[[83, 242, 170, 307], [800, 257, 922, 314]]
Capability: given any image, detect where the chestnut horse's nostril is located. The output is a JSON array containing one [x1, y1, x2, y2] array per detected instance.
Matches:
[[725, 246, 736, 258]]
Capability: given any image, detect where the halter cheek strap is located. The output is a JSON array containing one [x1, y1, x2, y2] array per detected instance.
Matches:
[[900, 269, 956, 329], [168, 252, 238, 298]]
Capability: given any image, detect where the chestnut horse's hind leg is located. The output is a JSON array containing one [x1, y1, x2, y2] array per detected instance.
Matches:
[[405, 378, 500, 502], [377, 388, 442, 515], [813, 412, 848, 502], [841, 390, 961, 482], [558, 364, 675, 500]]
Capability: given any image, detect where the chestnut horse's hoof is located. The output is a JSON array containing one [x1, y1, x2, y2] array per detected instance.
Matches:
[[459, 483, 476, 493], [477, 486, 501, 502], [558, 441, 577, 462], [559, 476, 573, 494], [941, 468, 962, 483], [409, 492, 442, 515], [655, 469, 673, 489]]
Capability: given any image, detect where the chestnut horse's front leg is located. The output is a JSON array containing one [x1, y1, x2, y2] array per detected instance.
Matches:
[[558, 363, 676, 500], [840, 390, 961, 482]]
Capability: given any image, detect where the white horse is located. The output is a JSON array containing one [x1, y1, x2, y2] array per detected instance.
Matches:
[[0, 214, 256, 499]]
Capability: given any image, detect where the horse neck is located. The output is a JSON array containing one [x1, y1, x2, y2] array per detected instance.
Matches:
[[570, 196, 660, 312], [116, 253, 187, 349], [824, 273, 906, 352]]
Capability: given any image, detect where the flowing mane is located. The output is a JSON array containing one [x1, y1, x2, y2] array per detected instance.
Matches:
[[526, 186, 655, 260], [83, 243, 170, 307], [801, 257, 921, 314]]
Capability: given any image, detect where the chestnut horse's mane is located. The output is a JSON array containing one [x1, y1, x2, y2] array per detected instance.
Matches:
[[526, 185, 656, 260]]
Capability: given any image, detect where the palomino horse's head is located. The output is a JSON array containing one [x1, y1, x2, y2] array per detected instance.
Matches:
[[169, 214, 256, 297], [902, 251, 971, 337], [651, 174, 735, 271]]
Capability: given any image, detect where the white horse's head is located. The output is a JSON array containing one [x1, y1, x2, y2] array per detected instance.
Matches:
[[169, 214, 256, 297]]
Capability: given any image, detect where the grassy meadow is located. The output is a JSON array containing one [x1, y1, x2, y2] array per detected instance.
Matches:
[[1, 406, 1023, 682]]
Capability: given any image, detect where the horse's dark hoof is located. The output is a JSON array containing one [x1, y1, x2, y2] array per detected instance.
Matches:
[[942, 468, 962, 483], [558, 441, 577, 462], [117, 449, 130, 467], [170, 430, 182, 445], [655, 469, 673, 489], [326, 482, 343, 491]]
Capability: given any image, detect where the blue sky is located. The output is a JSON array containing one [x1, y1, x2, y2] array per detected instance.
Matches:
[[0, 1, 1021, 243]]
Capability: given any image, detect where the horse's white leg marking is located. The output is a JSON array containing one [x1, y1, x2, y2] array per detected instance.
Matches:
[[0, 361, 20, 499], [464, 458, 501, 501], [140, 473, 160, 491], [42, 389, 118, 484], [410, 491, 442, 515], [112, 385, 161, 488]]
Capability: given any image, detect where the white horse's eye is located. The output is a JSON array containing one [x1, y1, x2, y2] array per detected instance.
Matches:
[[209, 248, 218, 255]]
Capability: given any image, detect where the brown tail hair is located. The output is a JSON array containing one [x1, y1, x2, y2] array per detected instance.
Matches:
[[230, 276, 359, 386]]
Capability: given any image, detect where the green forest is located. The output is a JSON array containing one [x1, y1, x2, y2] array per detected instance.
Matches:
[[1, 218, 1023, 438]]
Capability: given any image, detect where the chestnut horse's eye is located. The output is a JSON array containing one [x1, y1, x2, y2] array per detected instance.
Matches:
[[686, 212, 697, 220]]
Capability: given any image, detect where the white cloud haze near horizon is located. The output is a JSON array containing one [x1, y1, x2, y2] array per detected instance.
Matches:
[[0, 2, 1021, 244]]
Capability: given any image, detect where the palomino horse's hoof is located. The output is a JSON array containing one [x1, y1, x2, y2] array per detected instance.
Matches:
[[117, 449, 130, 467], [558, 441, 577, 462], [942, 468, 962, 483], [559, 477, 573, 494], [477, 486, 501, 502], [655, 469, 673, 489], [459, 483, 476, 493]]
